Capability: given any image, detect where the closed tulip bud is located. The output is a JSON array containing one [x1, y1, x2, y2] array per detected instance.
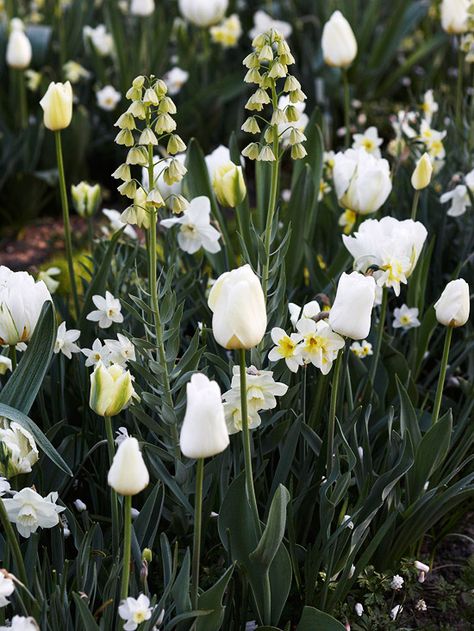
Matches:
[[180, 373, 229, 458], [71, 182, 101, 217], [6, 19, 32, 69], [321, 11, 357, 68], [89, 362, 136, 417], [108, 437, 149, 495], [178, 0, 228, 27], [213, 162, 247, 207], [441, 0, 469, 34], [40, 81, 73, 131], [130, 0, 155, 16], [208, 264, 267, 349], [411, 153, 433, 190], [434, 279, 470, 327], [329, 272, 376, 340]]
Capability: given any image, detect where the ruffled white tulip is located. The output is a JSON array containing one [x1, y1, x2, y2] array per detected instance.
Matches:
[[208, 264, 267, 349], [434, 279, 470, 327], [333, 148, 392, 214], [6, 19, 32, 70], [0, 420, 39, 477], [108, 437, 149, 495], [329, 272, 376, 340], [441, 0, 469, 34], [130, 0, 155, 16], [178, 0, 228, 27], [180, 373, 229, 458], [0, 266, 52, 346], [89, 362, 136, 417], [321, 11, 357, 68], [411, 153, 433, 190], [40, 81, 73, 131]]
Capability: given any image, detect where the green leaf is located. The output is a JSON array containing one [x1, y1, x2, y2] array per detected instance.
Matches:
[[196, 564, 234, 631], [251, 485, 290, 571], [72, 593, 100, 631], [396, 377, 422, 446], [296, 606, 346, 631]]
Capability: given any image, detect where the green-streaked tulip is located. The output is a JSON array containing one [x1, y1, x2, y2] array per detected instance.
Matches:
[[89, 362, 136, 417]]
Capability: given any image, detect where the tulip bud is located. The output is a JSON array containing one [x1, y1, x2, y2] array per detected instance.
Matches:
[[328, 272, 376, 340], [180, 373, 229, 458], [440, 0, 469, 34], [89, 362, 136, 417], [40, 81, 73, 131], [208, 264, 267, 349], [130, 0, 155, 16], [212, 162, 247, 207], [6, 19, 32, 70], [71, 182, 101, 217], [411, 153, 433, 190], [108, 437, 149, 495], [321, 11, 357, 68], [178, 0, 228, 27], [434, 279, 470, 327]]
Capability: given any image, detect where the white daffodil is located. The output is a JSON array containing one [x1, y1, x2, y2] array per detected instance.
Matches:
[[86, 291, 123, 329], [118, 594, 155, 630], [2, 487, 65, 538], [0, 420, 39, 477], [440, 169, 474, 217], [352, 126, 383, 157], [419, 120, 446, 161], [37, 267, 61, 294], [161, 196, 221, 254], [421, 89, 438, 125], [295, 319, 345, 375], [268, 327, 303, 372], [0, 571, 15, 607], [81, 338, 111, 368], [288, 300, 320, 328], [96, 85, 121, 111], [83, 24, 113, 57], [102, 209, 138, 240], [162, 67, 189, 96], [54, 322, 81, 359], [63, 60, 91, 84], [0, 357, 12, 375], [0, 478, 11, 496], [350, 340, 373, 358], [249, 10, 292, 40], [223, 393, 262, 435], [104, 333, 136, 367], [392, 305, 420, 330]]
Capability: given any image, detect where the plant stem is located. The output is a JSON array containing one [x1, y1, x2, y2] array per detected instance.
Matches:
[[411, 189, 421, 221], [191, 457, 204, 610], [120, 495, 132, 600], [17, 69, 27, 129], [0, 499, 28, 588], [9, 345, 17, 371], [87, 216, 94, 252], [343, 69, 351, 147], [104, 416, 120, 553], [431, 326, 453, 426], [55, 131, 80, 317], [368, 287, 388, 391], [456, 41, 464, 130], [326, 348, 344, 476], [239, 349, 260, 533]]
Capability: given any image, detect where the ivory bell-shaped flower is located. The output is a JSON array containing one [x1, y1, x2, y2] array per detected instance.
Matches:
[[434, 279, 470, 327], [411, 153, 433, 190], [208, 264, 267, 349], [6, 18, 32, 70], [328, 272, 376, 340], [321, 11, 358, 68], [89, 362, 136, 417], [441, 0, 469, 34], [40, 81, 73, 131], [0, 266, 52, 346], [212, 162, 247, 207], [108, 437, 149, 495], [178, 0, 228, 27], [180, 373, 229, 458]]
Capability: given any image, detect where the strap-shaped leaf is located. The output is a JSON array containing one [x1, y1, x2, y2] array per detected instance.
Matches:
[[196, 564, 234, 631], [297, 606, 346, 631], [250, 485, 290, 571]]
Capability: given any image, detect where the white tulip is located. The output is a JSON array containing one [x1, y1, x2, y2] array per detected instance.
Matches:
[[89, 362, 136, 417], [2, 487, 65, 538], [178, 0, 228, 27], [6, 19, 32, 70], [441, 0, 469, 34], [321, 11, 357, 68], [180, 373, 229, 458], [0, 420, 39, 477], [0, 266, 52, 346], [130, 0, 155, 16], [40, 81, 73, 131], [329, 272, 376, 340], [434, 279, 470, 327], [108, 437, 149, 495], [333, 148, 392, 214], [208, 264, 267, 349]]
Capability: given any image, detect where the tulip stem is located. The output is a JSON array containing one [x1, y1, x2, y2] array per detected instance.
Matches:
[[0, 499, 28, 589], [456, 42, 464, 130], [54, 131, 80, 318], [104, 416, 120, 553], [191, 457, 204, 610], [368, 287, 388, 392], [239, 349, 260, 534], [120, 494, 132, 601], [17, 69, 27, 130], [326, 348, 344, 476], [9, 345, 17, 371], [411, 189, 421, 221], [432, 326, 453, 426], [342, 69, 351, 147]]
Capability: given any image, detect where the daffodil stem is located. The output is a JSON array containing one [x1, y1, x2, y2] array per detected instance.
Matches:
[[343, 69, 351, 147], [0, 499, 28, 589], [9, 345, 17, 371], [411, 189, 421, 221], [368, 287, 388, 391], [55, 130, 80, 318], [120, 495, 132, 601], [104, 416, 120, 553], [326, 348, 344, 476], [432, 326, 453, 426], [191, 457, 204, 610], [456, 42, 464, 130], [239, 349, 260, 534]]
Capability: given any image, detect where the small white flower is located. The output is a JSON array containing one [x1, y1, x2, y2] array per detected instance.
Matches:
[[288, 300, 320, 328], [104, 333, 136, 367], [161, 196, 221, 254], [81, 339, 111, 368], [249, 10, 292, 40], [73, 499, 87, 512], [54, 322, 81, 359], [96, 85, 121, 111], [0, 421, 38, 477], [0, 571, 15, 607], [392, 305, 420, 330], [352, 126, 383, 157], [268, 327, 303, 373], [350, 340, 373, 358], [115, 426, 130, 446], [342, 514, 354, 529], [102, 209, 138, 240], [390, 604, 403, 620], [162, 67, 189, 95], [354, 603, 363, 617], [0, 478, 11, 496], [440, 169, 474, 217], [118, 594, 154, 630], [0, 615, 39, 629], [2, 487, 65, 538], [415, 599, 427, 612], [421, 89, 438, 125], [37, 267, 61, 293], [0, 356, 12, 375], [390, 574, 404, 590], [83, 24, 113, 56], [86, 291, 124, 329]]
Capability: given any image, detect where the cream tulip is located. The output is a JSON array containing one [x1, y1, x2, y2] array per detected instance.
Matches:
[[328, 272, 376, 340], [411, 153, 433, 190], [321, 11, 357, 68], [40, 81, 73, 131], [107, 437, 149, 495], [212, 162, 247, 207], [178, 0, 228, 27], [130, 0, 155, 16], [6, 19, 32, 70], [180, 373, 229, 458], [440, 0, 469, 34], [434, 279, 470, 327], [89, 362, 136, 417], [208, 264, 267, 349]]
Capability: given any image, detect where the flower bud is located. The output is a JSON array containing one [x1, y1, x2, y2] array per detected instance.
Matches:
[[71, 182, 101, 217], [142, 547, 153, 562], [178, 0, 228, 27], [321, 11, 357, 68], [434, 279, 470, 327], [441, 0, 469, 34], [208, 264, 267, 349], [130, 0, 155, 16], [328, 272, 376, 340], [89, 362, 136, 417], [213, 162, 247, 207], [40, 81, 73, 131], [411, 153, 433, 190], [6, 19, 32, 70], [108, 437, 149, 495], [180, 373, 229, 458]]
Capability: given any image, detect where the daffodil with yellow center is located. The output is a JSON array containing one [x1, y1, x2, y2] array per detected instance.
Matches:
[[338, 209, 357, 234], [269, 327, 304, 373], [295, 319, 344, 375]]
